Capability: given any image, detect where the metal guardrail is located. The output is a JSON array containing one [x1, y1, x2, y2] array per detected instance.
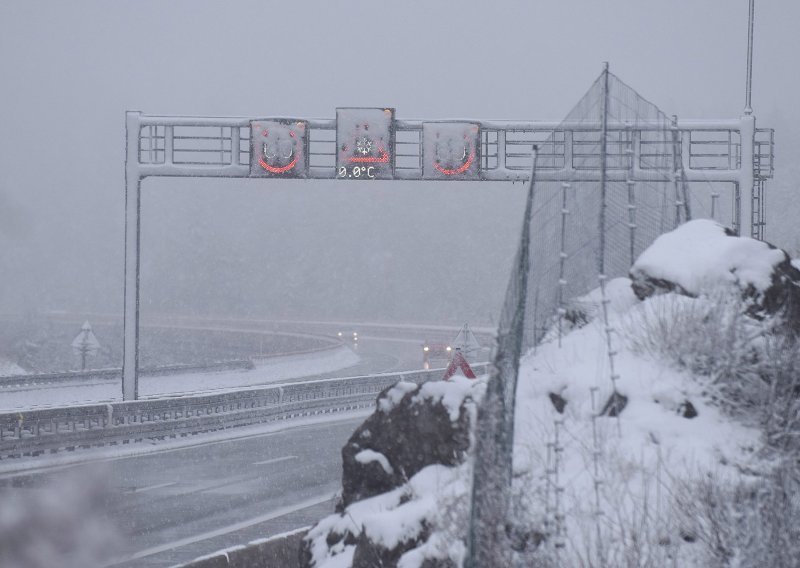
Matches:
[[0, 360, 255, 389], [0, 364, 489, 460]]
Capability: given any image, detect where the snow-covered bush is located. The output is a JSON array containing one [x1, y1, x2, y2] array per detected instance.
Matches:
[[621, 290, 800, 453], [672, 459, 800, 568], [621, 289, 761, 381]]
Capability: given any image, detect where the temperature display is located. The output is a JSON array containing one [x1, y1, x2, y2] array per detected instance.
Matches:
[[249, 119, 308, 178], [336, 108, 395, 180], [422, 122, 481, 180], [338, 165, 377, 179]]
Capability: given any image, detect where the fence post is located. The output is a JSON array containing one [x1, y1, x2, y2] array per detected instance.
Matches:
[[123, 111, 142, 401]]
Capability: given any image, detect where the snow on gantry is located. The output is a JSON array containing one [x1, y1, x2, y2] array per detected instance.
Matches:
[[336, 107, 395, 180]]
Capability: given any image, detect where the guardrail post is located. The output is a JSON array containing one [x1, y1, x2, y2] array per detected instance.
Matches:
[[123, 111, 142, 401]]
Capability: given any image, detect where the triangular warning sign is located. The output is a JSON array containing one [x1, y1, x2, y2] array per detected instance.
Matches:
[[452, 323, 481, 356], [442, 351, 477, 380], [71, 320, 101, 355]]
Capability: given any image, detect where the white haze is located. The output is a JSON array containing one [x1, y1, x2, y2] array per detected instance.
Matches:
[[0, 0, 798, 326]]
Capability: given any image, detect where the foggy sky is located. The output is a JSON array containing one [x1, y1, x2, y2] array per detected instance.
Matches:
[[1, 0, 798, 325]]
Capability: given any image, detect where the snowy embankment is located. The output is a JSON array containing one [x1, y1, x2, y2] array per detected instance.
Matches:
[[514, 287, 763, 565], [0, 358, 26, 377], [0, 345, 359, 411], [305, 220, 799, 567]]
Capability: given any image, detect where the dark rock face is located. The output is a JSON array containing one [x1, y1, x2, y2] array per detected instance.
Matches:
[[754, 255, 800, 332], [339, 382, 472, 510], [679, 399, 698, 419], [548, 392, 567, 414], [600, 391, 628, 417]]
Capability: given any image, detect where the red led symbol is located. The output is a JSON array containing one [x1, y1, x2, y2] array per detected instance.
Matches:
[[259, 154, 298, 173], [259, 130, 298, 174], [348, 146, 389, 164], [434, 135, 475, 175]]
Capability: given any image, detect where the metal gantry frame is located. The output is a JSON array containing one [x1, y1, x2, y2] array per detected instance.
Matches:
[[123, 111, 774, 399]]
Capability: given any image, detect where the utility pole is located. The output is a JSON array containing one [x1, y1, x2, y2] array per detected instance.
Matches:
[[744, 0, 755, 115]]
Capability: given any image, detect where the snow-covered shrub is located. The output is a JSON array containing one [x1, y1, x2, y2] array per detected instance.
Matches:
[[621, 290, 764, 383], [621, 290, 800, 453], [672, 460, 800, 568]]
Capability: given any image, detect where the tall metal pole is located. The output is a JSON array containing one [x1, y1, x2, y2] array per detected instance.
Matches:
[[123, 111, 142, 401], [744, 0, 755, 115], [598, 62, 609, 277]]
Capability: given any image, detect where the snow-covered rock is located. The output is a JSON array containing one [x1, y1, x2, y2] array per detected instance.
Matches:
[[629, 219, 800, 331], [301, 376, 484, 568], [338, 378, 480, 510]]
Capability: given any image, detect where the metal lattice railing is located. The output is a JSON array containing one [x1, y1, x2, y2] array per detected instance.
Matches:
[[131, 115, 771, 186], [0, 364, 488, 460]]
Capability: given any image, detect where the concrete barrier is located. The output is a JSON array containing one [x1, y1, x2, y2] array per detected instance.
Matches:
[[172, 528, 308, 568]]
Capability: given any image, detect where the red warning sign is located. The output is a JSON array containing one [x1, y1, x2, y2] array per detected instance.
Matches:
[[442, 351, 477, 380]]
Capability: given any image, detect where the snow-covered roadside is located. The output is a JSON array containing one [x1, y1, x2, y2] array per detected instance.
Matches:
[[0, 410, 371, 477], [0, 358, 26, 377], [513, 284, 765, 565], [302, 220, 797, 567], [0, 345, 360, 411], [305, 287, 771, 567]]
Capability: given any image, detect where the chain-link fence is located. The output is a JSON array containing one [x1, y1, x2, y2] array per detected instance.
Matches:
[[468, 65, 695, 566]]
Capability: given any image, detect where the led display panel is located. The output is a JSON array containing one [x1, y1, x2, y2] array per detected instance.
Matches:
[[336, 108, 395, 180], [422, 122, 481, 180], [250, 120, 308, 178]]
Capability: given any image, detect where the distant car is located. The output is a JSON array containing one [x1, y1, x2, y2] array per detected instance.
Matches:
[[337, 331, 358, 343], [422, 341, 452, 366]]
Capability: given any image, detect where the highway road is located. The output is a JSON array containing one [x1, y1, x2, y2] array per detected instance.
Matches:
[[0, 322, 492, 566], [0, 331, 436, 411], [0, 415, 366, 567]]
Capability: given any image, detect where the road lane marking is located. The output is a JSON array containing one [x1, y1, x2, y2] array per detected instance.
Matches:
[[0, 414, 368, 479], [252, 455, 297, 466], [124, 481, 177, 494], [113, 493, 332, 564]]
